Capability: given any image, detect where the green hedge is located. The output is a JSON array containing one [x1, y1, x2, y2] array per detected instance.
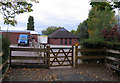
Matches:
[[2, 37, 10, 63], [80, 38, 106, 49], [106, 41, 120, 51], [80, 38, 106, 63]]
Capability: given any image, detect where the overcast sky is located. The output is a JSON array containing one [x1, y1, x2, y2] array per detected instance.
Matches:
[[1, 0, 92, 33]]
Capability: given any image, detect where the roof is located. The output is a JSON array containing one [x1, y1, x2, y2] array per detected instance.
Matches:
[[1, 30, 30, 33], [48, 28, 79, 39], [1, 30, 38, 34]]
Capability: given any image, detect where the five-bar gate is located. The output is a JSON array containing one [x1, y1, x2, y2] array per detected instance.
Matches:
[[50, 46, 74, 67]]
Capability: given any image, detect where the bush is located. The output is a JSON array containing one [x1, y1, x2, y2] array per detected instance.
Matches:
[[80, 38, 106, 49], [2, 37, 10, 63], [101, 24, 120, 42], [106, 41, 120, 51], [80, 38, 106, 63]]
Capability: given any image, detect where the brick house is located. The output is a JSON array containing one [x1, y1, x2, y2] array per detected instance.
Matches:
[[48, 28, 80, 45], [2, 30, 38, 44]]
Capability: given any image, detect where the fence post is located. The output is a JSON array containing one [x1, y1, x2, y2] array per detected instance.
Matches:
[[47, 46, 50, 69], [72, 46, 74, 67], [75, 46, 78, 68]]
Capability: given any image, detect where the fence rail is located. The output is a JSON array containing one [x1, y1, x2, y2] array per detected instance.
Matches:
[[10, 47, 48, 52], [75, 46, 106, 67], [77, 49, 106, 52], [10, 46, 50, 69], [105, 49, 120, 72], [0, 52, 9, 82]]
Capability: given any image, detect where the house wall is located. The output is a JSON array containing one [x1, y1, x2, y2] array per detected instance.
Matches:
[[48, 38, 79, 45], [31, 34, 37, 42], [2, 32, 34, 44]]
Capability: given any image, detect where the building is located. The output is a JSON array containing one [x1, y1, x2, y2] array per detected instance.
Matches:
[[30, 31, 38, 42], [48, 28, 80, 45], [2, 30, 38, 44]]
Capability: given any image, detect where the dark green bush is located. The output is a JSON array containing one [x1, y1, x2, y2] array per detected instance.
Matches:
[[2, 37, 10, 63], [106, 41, 120, 51], [80, 38, 106, 49], [80, 38, 106, 63]]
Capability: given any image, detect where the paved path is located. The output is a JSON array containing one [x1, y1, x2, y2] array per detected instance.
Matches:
[[2, 66, 119, 82]]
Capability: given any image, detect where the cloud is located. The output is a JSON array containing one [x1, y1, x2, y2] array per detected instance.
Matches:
[[0, 0, 91, 32]]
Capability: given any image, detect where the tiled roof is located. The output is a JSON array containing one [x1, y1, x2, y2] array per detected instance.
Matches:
[[48, 28, 79, 38]]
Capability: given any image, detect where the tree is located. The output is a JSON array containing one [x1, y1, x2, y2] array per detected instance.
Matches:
[[90, 2, 113, 11], [77, 20, 89, 40], [90, 1, 120, 11], [42, 26, 61, 35], [87, 6, 116, 38], [0, 0, 38, 26], [27, 16, 34, 31], [115, 15, 120, 28], [113, 1, 120, 9], [71, 30, 77, 35]]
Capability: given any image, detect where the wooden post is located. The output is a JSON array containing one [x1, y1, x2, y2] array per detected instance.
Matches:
[[47, 46, 50, 69], [71, 46, 74, 67], [75, 46, 78, 68]]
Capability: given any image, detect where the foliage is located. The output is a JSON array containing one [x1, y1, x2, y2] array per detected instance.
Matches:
[[87, 6, 116, 38], [0, 0, 38, 26], [90, 2, 113, 11], [79, 2, 120, 63], [90, 1, 120, 11], [2, 37, 10, 63], [101, 24, 120, 41], [113, 1, 120, 9], [42, 26, 61, 35], [80, 38, 106, 63], [27, 16, 34, 31], [80, 38, 106, 49], [77, 20, 89, 40], [115, 15, 120, 27], [106, 41, 120, 51], [71, 30, 77, 35]]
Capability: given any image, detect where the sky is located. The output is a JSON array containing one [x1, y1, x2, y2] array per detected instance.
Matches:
[[1, 0, 92, 34]]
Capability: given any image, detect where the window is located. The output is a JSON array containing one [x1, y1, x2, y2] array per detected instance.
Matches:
[[69, 38, 72, 44], [65, 38, 67, 44], [61, 38, 63, 44]]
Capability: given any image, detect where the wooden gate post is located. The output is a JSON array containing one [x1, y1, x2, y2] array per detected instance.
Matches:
[[75, 46, 78, 68], [47, 46, 50, 69], [72, 46, 74, 67]]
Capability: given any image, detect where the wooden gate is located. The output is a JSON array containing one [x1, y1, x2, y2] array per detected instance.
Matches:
[[50, 46, 74, 67]]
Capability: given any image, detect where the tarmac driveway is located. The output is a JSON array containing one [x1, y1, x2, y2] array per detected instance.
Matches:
[[2, 66, 119, 82]]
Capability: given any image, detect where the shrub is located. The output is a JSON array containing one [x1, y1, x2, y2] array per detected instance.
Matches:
[[80, 38, 106, 49], [106, 41, 120, 51], [2, 37, 10, 63], [101, 24, 120, 42], [80, 38, 106, 63]]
